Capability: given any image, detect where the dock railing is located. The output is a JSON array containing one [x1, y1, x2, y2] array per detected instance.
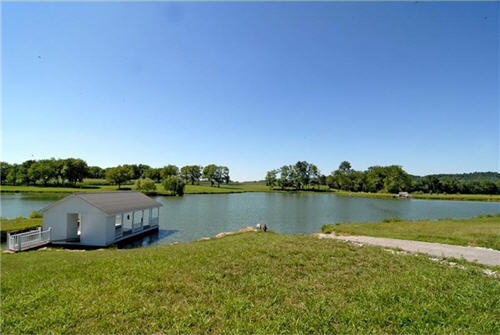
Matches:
[[8, 228, 52, 252]]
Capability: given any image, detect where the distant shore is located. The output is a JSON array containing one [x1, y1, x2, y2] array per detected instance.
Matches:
[[1, 183, 500, 202]]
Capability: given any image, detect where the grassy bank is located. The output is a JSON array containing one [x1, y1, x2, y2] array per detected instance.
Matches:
[[0, 182, 272, 195], [322, 214, 500, 250], [2, 183, 500, 202], [0, 217, 43, 240], [2, 232, 499, 334], [333, 190, 500, 202]]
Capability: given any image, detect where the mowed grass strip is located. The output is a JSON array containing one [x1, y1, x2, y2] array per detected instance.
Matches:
[[0, 217, 42, 234], [2, 233, 499, 334], [333, 190, 500, 202], [0, 182, 272, 195], [323, 215, 500, 250]]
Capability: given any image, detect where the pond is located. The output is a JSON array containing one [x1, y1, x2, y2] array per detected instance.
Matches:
[[1, 192, 499, 248]]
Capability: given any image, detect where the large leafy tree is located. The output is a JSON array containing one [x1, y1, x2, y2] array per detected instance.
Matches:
[[106, 165, 133, 189], [181, 165, 202, 185], [265, 170, 278, 187], [145, 168, 162, 183], [161, 165, 179, 180], [62, 158, 88, 185], [203, 164, 218, 186]]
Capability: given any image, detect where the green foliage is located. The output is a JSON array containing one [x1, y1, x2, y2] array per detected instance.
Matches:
[[322, 215, 500, 249], [180, 165, 203, 185], [87, 166, 105, 179], [134, 178, 157, 194], [202, 165, 229, 187], [162, 175, 186, 196], [106, 166, 134, 189], [265, 169, 278, 187], [29, 211, 42, 219], [270, 161, 321, 190], [161, 165, 179, 180], [144, 168, 162, 183], [382, 217, 403, 223], [2, 233, 499, 334]]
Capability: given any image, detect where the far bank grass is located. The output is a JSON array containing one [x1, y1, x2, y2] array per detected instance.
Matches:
[[2, 233, 499, 334], [322, 215, 500, 250], [0, 217, 42, 239], [333, 190, 500, 202], [0, 182, 272, 195], [2, 183, 500, 202]]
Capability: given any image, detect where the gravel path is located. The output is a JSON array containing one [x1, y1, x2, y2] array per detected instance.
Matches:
[[317, 234, 500, 266]]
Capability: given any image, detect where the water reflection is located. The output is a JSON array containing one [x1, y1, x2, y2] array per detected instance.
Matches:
[[117, 229, 179, 249]]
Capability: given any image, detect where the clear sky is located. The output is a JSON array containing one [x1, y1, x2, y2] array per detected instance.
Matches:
[[2, 2, 499, 181]]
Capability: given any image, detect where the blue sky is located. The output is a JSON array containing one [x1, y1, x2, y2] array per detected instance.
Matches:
[[2, 2, 498, 181]]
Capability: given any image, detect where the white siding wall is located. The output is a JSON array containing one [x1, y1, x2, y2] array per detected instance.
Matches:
[[105, 215, 116, 245], [43, 197, 109, 246]]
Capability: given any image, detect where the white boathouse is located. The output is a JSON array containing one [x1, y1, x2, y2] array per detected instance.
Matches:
[[39, 192, 162, 247]]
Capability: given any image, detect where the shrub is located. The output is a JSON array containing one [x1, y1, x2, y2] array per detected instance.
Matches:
[[30, 211, 42, 219], [382, 218, 403, 223], [134, 178, 157, 194], [162, 176, 186, 196]]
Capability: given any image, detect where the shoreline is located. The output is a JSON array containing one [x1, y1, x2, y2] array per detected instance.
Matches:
[[2, 186, 500, 202]]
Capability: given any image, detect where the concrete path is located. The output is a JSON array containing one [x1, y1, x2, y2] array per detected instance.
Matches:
[[317, 234, 500, 267]]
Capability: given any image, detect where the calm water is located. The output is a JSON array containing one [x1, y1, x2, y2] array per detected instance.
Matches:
[[2, 193, 499, 248]]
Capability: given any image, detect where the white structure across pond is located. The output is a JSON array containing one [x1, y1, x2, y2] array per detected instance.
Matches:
[[40, 192, 162, 247]]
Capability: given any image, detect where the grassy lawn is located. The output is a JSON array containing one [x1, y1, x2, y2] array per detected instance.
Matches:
[[0, 217, 42, 236], [333, 190, 500, 202], [1, 233, 499, 334], [0, 182, 272, 195], [322, 214, 500, 250], [2, 183, 500, 202]]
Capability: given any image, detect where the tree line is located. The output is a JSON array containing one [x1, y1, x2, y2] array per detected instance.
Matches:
[[0, 159, 231, 194], [266, 161, 500, 195]]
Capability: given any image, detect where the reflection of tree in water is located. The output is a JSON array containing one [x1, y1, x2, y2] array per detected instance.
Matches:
[[117, 230, 179, 249]]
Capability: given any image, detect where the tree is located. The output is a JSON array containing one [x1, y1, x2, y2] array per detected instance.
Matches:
[[106, 165, 133, 189], [265, 170, 278, 188], [213, 166, 229, 187], [161, 165, 179, 180], [28, 159, 56, 185], [62, 158, 88, 185], [382, 165, 411, 193], [135, 178, 157, 194], [339, 161, 352, 172], [293, 161, 311, 189], [203, 164, 218, 186], [309, 164, 321, 189], [145, 168, 162, 183], [0, 162, 10, 184], [278, 165, 293, 190], [88, 166, 105, 179], [162, 175, 185, 196], [181, 165, 202, 185]]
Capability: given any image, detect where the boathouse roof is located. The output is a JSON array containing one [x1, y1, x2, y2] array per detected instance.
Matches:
[[40, 192, 162, 215]]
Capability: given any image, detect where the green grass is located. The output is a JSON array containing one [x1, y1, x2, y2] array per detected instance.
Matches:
[[1, 233, 499, 334], [0, 217, 42, 238], [3, 183, 500, 202], [0, 182, 272, 195], [333, 190, 500, 202], [322, 214, 500, 250]]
